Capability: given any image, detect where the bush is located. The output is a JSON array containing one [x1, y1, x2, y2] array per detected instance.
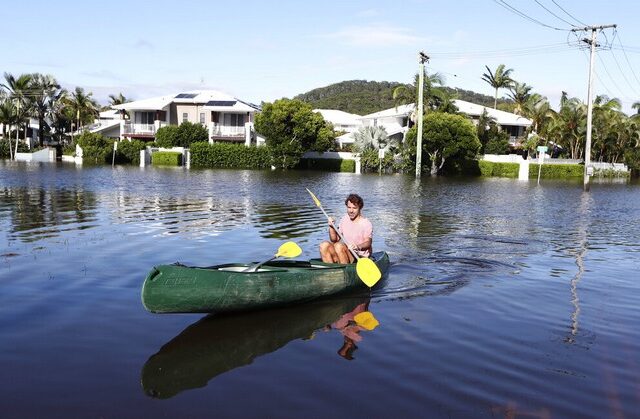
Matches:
[[176, 122, 208, 147], [0, 140, 29, 158], [529, 163, 583, 178], [478, 161, 520, 177], [76, 132, 114, 164], [484, 136, 510, 154], [298, 158, 355, 172], [155, 125, 179, 148], [152, 151, 182, 166], [115, 139, 146, 165], [190, 142, 271, 169]]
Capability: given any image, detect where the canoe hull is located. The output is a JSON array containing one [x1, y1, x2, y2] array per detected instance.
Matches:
[[141, 251, 389, 313]]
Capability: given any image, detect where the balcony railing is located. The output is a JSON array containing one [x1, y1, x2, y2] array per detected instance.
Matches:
[[210, 123, 245, 137], [123, 121, 168, 135]]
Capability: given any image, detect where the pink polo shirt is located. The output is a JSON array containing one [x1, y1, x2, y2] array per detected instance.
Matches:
[[339, 215, 373, 257]]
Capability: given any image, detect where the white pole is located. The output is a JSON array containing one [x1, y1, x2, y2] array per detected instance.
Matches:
[[416, 52, 428, 178], [584, 28, 597, 191]]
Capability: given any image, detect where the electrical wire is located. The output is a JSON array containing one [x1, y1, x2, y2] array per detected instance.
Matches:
[[550, 0, 588, 27], [533, 0, 577, 27], [607, 48, 640, 98], [614, 32, 640, 89], [429, 43, 570, 59], [491, 0, 571, 31], [596, 53, 634, 102]]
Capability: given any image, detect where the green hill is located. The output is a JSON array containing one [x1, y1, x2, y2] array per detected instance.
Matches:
[[293, 80, 505, 115]]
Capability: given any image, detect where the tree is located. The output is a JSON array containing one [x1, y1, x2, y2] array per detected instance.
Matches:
[[66, 87, 99, 131], [108, 93, 129, 106], [254, 99, 335, 169], [353, 126, 391, 152], [0, 99, 17, 159], [392, 72, 448, 113], [507, 81, 532, 116], [405, 112, 481, 175], [30, 73, 62, 146], [2, 72, 33, 155], [482, 64, 514, 109], [632, 101, 640, 115]]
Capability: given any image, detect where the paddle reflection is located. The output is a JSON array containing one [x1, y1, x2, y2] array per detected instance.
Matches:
[[142, 293, 375, 399]]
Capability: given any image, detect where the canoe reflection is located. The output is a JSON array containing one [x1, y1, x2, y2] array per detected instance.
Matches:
[[142, 293, 372, 399]]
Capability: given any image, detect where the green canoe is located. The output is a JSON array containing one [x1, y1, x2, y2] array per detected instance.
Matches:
[[141, 251, 389, 313]]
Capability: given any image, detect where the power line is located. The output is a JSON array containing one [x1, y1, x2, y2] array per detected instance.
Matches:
[[491, 0, 571, 31], [607, 48, 640, 98], [614, 31, 640, 92], [533, 0, 577, 27], [550, 0, 588, 26], [596, 54, 634, 102], [429, 43, 570, 59]]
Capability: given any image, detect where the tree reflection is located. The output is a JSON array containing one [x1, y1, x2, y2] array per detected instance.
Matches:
[[0, 187, 97, 243]]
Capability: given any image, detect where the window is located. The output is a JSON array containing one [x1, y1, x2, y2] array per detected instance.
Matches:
[[182, 113, 188, 123], [135, 111, 155, 124], [200, 113, 205, 124], [223, 113, 245, 126]]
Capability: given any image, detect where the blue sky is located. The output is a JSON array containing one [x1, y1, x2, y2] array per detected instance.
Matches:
[[4, 0, 640, 114]]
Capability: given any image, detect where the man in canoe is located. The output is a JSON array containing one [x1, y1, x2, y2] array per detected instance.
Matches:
[[319, 193, 373, 263]]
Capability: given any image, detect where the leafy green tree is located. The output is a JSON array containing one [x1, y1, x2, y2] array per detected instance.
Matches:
[[392, 72, 449, 112], [176, 121, 208, 147], [0, 99, 17, 158], [405, 112, 481, 175], [255, 99, 335, 169], [2, 72, 32, 155], [482, 64, 514, 109], [155, 125, 179, 147], [108, 93, 129, 106]]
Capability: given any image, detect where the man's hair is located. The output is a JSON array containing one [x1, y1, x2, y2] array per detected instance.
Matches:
[[345, 193, 364, 209]]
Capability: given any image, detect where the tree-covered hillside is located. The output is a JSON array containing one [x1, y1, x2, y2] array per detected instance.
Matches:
[[294, 80, 506, 115]]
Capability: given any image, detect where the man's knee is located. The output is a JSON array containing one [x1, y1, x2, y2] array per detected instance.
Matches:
[[334, 242, 348, 252], [319, 241, 332, 253]]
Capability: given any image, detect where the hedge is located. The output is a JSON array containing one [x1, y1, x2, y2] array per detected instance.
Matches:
[[529, 163, 583, 178], [298, 158, 355, 172], [478, 161, 520, 178], [190, 142, 271, 169], [152, 151, 182, 166]]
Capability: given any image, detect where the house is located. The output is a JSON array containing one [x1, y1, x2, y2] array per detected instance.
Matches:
[[314, 109, 362, 148], [111, 90, 261, 145], [358, 100, 532, 145], [453, 100, 532, 144], [86, 109, 123, 139]]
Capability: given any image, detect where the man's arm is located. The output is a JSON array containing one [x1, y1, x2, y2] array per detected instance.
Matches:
[[328, 217, 340, 243]]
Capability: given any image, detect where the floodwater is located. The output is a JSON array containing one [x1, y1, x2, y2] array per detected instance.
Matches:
[[1, 161, 638, 418]]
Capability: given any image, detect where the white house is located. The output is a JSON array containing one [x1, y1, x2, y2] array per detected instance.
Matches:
[[313, 109, 361, 133], [358, 100, 532, 145], [111, 90, 261, 145]]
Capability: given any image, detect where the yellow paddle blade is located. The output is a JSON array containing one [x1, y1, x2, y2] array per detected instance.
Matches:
[[354, 311, 379, 331], [356, 257, 382, 287], [275, 241, 302, 258], [306, 188, 321, 207]]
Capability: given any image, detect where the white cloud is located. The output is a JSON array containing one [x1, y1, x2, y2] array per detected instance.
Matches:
[[324, 24, 427, 47]]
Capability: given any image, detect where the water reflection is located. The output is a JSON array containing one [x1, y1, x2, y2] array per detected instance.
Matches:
[[566, 192, 591, 344], [0, 187, 97, 243], [141, 293, 373, 399]]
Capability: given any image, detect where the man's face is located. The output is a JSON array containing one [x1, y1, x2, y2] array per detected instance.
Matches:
[[346, 201, 361, 220]]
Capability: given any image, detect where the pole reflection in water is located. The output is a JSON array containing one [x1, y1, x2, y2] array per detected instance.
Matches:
[[566, 192, 591, 344], [141, 293, 376, 399]]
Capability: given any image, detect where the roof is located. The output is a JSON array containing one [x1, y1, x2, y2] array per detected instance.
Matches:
[[313, 109, 361, 126], [360, 104, 415, 120], [112, 90, 260, 112], [453, 100, 532, 126]]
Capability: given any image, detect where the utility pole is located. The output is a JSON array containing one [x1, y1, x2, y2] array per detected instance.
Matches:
[[416, 51, 429, 178], [571, 24, 616, 191]]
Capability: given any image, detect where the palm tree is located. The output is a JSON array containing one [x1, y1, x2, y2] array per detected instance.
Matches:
[[0, 99, 18, 159], [2, 72, 33, 151], [507, 81, 532, 115], [66, 87, 99, 132], [353, 126, 392, 152], [108, 92, 129, 106], [632, 101, 640, 115], [30, 73, 62, 146], [482, 64, 514, 109], [392, 72, 445, 112]]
